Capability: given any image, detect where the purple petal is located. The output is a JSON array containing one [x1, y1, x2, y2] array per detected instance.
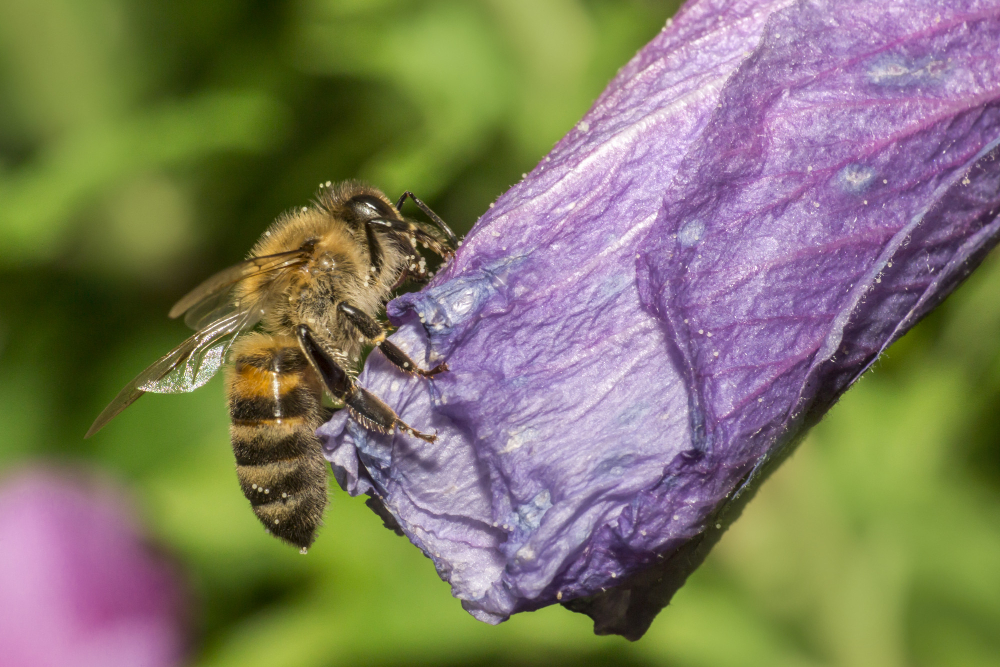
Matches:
[[320, 0, 1000, 638], [0, 470, 186, 667]]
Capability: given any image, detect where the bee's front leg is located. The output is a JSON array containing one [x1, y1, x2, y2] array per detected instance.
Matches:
[[393, 190, 459, 248], [367, 217, 452, 259], [295, 324, 436, 443], [336, 302, 448, 377]]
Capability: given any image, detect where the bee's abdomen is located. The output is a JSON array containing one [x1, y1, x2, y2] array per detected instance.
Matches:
[[226, 335, 327, 550]]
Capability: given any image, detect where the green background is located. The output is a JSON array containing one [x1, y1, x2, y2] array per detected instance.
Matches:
[[1, 1, 999, 665]]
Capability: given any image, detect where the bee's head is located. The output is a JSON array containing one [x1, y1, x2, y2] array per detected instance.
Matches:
[[344, 193, 399, 225], [315, 181, 401, 226]]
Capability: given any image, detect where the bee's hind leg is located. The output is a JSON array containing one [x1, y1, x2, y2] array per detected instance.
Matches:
[[336, 302, 448, 377], [295, 324, 436, 443]]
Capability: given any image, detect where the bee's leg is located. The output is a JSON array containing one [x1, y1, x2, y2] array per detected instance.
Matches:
[[394, 191, 459, 248], [368, 218, 452, 258], [389, 266, 411, 291], [336, 302, 448, 377], [389, 265, 431, 291], [295, 324, 436, 443]]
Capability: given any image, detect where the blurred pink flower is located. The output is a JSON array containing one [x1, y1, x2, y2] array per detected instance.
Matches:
[[0, 470, 186, 667]]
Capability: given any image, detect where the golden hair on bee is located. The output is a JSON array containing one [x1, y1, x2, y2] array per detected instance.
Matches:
[[87, 180, 458, 550]]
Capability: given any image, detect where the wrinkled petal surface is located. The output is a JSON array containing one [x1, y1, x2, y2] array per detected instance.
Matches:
[[0, 470, 186, 667], [320, 0, 1000, 638]]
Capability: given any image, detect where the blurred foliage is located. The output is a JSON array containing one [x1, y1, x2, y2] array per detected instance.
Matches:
[[0, 1, 998, 666]]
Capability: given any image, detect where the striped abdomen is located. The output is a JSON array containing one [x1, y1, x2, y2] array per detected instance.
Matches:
[[225, 334, 327, 549]]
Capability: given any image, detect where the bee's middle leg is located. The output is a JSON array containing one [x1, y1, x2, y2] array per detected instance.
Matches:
[[336, 302, 448, 377], [295, 324, 436, 443]]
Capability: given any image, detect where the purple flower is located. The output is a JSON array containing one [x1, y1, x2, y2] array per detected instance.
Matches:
[[0, 470, 186, 667], [320, 0, 1000, 639]]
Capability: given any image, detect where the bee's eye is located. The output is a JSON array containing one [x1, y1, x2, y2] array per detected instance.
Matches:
[[348, 195, 396, 222]]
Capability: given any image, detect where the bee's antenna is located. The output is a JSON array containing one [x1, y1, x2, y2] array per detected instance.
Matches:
[[395, 191, 459, 248]]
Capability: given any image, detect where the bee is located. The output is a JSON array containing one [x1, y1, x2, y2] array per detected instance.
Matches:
[[86, 181, 457, 551]]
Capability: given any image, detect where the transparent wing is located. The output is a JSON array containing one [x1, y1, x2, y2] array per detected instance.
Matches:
[[180, 284, 260, 332], [169, 248, 308, 328], [139, 313, 242, 394], [86, 271, 288, 438]]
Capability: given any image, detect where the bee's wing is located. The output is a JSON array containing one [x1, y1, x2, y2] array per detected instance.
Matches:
[[86, 271, 288, 438], [169, 248, 308, 329], [85, 314, 239, 438]]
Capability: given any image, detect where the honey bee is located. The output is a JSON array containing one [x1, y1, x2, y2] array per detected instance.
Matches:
[[86, 181, 457, 550]]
